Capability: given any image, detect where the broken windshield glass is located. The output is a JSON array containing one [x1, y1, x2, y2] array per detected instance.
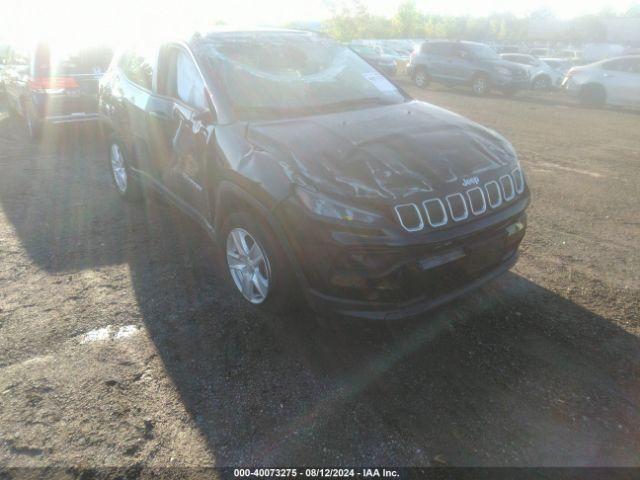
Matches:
[[198, 33, 405, 120]]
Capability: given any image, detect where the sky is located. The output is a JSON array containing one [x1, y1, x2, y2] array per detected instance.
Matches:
[[0, 0, 637, 49]]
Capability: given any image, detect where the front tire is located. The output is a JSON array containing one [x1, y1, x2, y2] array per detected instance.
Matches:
[[413, 67, 431, 88], [222, 211, 297, 313]]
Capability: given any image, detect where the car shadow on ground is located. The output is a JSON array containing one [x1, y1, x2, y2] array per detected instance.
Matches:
[[123, 209, 640, 466], [1, 113, 639, 466], [0, 111, 128, 273]]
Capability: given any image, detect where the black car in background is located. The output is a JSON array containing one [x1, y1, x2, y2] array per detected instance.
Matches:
[[5, 43, 112, 139], [349, 43, 397, 76], [99, 29, 529, 320]]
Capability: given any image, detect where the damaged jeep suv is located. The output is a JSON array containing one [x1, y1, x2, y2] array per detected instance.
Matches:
[[100, 29, 529, 320]]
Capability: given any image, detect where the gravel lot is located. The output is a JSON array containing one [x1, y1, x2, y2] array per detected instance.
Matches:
[[0, 85, 639, 468]]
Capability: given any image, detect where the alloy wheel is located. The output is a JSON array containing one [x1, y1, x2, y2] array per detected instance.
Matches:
[[226, 227, 271, 304], [110, 143, 128, 193]]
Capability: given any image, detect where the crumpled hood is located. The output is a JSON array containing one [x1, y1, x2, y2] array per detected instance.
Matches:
[[246, 101, 518, 203]]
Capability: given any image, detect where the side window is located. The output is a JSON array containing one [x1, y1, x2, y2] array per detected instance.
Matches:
[[175, 51, 207, 111], [425, 43, 451, 56], [452, 46, 471, 61], [601, 58, 638, 73], [119, 49, 153, 90]]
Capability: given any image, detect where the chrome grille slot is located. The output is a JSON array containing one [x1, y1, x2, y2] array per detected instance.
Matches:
[[466, 187, 486, 215], [422, 198, 448, 227], [512, 167, 524, 194], [394, 203, 424, 232], [485, 181, 502, 208], [445, 193, 468, 222], [500, 174, 515, 201]]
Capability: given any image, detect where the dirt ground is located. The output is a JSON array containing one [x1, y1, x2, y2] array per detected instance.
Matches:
[[0, 83, 639, 469]]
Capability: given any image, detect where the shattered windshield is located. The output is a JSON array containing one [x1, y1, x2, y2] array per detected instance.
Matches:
[[199, 33, 405, 120]]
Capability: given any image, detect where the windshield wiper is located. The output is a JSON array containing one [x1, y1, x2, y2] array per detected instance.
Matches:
[[313, 97, 395, 113], [236, 97, 396, 119]]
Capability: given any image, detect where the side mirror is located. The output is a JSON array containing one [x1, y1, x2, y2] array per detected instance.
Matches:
[[193, 108, 215, 124]]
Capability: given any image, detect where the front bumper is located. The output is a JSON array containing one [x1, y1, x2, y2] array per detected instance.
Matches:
[[278, 195, 528, 320], [308, 249, 519, 320]]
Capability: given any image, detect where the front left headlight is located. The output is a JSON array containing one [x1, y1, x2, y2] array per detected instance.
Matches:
[[295, 186, 383, 224], [495, 66, 511, 76]]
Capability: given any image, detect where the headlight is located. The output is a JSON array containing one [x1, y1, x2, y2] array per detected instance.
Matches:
[[295, 187, 382, 224], [495, 66, 511, 76]]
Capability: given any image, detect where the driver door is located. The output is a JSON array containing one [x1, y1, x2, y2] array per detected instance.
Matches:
[[449, 45, 474, 82], [155, 46, 213, 218]]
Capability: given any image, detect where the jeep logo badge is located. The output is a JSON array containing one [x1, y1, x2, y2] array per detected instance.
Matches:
[[462, 176, 480, 187]]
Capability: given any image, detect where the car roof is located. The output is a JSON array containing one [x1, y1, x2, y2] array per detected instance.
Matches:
[[195, 27, 315, 41], [596, 54, 640, 64], [422, 40, 487, 47]]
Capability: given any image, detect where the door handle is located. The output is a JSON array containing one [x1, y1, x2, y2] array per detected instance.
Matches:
[[603, 73, 614, 78]]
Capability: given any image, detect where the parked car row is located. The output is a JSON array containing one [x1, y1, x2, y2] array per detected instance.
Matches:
[[405, 39, 640, 105]]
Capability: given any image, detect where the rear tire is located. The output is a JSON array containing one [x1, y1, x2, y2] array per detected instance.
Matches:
[[413, 67, 431, 88], [579, 84, 606, 107], [471, 73, 490, 96], [108, 137, 142, 202], [221, 211, 299, 314]]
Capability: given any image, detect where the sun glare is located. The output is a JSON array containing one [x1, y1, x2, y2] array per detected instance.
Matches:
[[1, 0, 637, 52]]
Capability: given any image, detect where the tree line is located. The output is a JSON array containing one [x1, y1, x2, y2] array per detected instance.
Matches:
[[321, 0, 640, 43]]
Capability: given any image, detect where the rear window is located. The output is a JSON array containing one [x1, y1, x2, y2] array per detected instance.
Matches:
[[33, 44, 113, 76]]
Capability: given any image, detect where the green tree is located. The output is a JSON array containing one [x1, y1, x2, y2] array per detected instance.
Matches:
[[392, 1, 425, 37]]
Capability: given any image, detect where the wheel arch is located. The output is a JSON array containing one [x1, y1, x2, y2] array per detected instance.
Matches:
[[213, 180, 310, 292], [412, 64, 429, 77], [580, 82, 607, 105]]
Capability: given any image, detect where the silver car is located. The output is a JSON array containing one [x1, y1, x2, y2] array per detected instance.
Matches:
[[563, 55, 640, 107], [500, 53, 561, 89]]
